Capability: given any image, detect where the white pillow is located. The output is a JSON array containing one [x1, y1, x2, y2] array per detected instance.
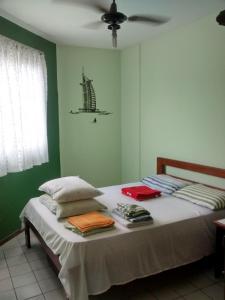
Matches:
[[39, 194, 57, 214], [39, 176, 102, 203], [57, 199, 107, 219], [39, 194, 107, 219]]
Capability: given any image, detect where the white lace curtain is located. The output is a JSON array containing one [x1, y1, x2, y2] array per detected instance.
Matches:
[[0, 34, 49, 177]]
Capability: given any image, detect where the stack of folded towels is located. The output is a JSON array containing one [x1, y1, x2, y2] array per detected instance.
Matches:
[[38, 176, 115, 236], [65, 211, 114, 237], [112, 203, 153, 228]]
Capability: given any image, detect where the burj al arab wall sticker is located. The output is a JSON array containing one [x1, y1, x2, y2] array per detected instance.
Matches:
[[70, 68, 111, 122]]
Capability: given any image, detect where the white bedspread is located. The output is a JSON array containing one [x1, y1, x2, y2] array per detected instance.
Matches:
[[20, 183, 225, 300]]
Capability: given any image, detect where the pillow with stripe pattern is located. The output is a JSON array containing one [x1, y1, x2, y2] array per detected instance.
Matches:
[[141, 174, 191, 195], [173, 184, 225, 210]]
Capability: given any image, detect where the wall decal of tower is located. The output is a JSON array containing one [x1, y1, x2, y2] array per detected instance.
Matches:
[[70, 68, 111, 115]]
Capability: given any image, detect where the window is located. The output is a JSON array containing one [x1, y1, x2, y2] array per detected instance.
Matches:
[[0, 34, 48, 176]]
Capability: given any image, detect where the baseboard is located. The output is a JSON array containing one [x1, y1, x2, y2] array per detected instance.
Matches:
[[0, 229, 24, 246]]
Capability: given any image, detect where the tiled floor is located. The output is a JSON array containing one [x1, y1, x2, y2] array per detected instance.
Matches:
[[0, 231, 224, 300]]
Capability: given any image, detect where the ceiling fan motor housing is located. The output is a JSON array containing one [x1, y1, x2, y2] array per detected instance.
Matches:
[[216, 10, 225, 25], [101, 12, 127, 26]]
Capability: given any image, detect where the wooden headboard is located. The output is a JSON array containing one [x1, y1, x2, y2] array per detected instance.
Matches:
[[157, 157, 225, 179]]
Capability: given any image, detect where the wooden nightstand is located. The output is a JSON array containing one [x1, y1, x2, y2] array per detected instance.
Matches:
[[214, 219, 225, 278]]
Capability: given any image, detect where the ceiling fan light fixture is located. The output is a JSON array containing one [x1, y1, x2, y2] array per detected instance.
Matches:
[[108, 24, 119, 48], [112, 28, 117, 48], [108, 24, 120, 30]]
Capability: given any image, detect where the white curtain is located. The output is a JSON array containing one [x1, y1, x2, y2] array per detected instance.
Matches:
[[0, 34, 49, 177]]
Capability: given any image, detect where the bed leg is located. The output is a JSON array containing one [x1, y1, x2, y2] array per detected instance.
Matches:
[[24, 219, 31, 248]]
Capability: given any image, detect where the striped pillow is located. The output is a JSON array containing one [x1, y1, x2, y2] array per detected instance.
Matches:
[[173, 184, 225, 210], [141, 175, 190, 195]]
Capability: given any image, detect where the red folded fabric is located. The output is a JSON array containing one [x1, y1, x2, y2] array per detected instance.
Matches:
[[121, 186, 161, 201]]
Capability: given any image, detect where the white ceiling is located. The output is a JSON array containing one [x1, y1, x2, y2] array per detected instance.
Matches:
[[0, 0, 224, 49]]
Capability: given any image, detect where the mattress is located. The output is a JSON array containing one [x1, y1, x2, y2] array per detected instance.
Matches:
[[20, 182, 225, 300]]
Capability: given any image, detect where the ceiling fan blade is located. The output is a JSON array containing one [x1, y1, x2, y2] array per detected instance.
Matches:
[[128, 15, 170, 25], [53, 0, 108, 13], [112, 28, 117, 48], [83, 21, 104, 30], [86, 1, 109, 14]]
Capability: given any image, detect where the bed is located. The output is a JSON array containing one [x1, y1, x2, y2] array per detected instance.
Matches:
[[20, 157, 225, 300]]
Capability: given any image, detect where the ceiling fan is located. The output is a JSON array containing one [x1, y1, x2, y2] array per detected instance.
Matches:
[[217, 10, 225, 26], [55, 0, 170, 48]]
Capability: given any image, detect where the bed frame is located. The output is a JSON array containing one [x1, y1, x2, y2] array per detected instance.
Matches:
[[24, 218, 61, 272], [24, 157, 225, 275], [157, 157, 225, 182]]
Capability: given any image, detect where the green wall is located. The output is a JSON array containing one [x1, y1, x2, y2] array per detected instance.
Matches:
[[0, 17, 60, 240], [57, 46, 121, 187], [121, 45, 140, 182], [121, 13, 225, 183]]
